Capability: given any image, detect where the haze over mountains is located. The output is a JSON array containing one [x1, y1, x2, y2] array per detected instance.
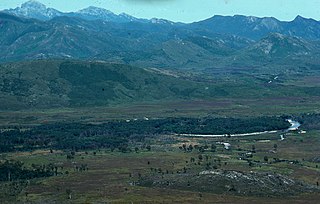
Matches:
[[1, 3, 320, 203], [3, 0, 154, 23], [0, 0, 320, 69], [3, 1, 320, 38], [0, 1, 320, 110]]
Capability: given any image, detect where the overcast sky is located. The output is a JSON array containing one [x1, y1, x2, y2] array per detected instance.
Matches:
[[0, 0, 319, 23]]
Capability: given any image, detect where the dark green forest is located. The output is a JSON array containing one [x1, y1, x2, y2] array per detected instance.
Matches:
[[0, 160, 55, 182], [0, 116, 290, 153]]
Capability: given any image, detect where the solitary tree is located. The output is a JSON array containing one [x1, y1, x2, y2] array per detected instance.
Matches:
[[66, 189, 72, 199], [273, 144, 278, 150], [252, 145, 256, 153], [211, 144, 216, 152]]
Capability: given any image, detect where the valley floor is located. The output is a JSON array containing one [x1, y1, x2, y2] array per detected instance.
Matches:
[[0, 125, 319, 203], [1, 96, 320, 126]]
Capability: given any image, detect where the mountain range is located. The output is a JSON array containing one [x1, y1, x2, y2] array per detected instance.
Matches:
[[0, 1, 320, 109], [3, 1, 320, 40], [1, 1, 320, 71], [3, 0, 151, 23]]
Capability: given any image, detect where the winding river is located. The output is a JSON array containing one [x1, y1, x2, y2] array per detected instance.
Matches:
[[177, 119, 301, 138]]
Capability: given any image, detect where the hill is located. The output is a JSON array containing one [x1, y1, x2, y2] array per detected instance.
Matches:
[[1, 59, 320, 112], [0, 60, 225, 110]]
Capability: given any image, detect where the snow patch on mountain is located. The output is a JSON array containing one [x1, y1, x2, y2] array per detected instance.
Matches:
[[2, 0, 146, 23], [151, 18, 174, 25], [4, 0, 62, 20]]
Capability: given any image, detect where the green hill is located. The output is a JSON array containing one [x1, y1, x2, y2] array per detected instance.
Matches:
[[0, 60, 222, 110], [1, 59, 320, 111]]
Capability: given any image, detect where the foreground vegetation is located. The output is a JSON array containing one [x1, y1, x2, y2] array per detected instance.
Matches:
[[0, 59, 319, 203], [1, 60, 320, 112], [0, 116, 289, 153], [0, 114, 319, 203], [1, 10, 320, 203]]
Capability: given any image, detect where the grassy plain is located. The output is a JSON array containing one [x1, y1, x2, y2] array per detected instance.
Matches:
[[1, 95, 320, 127], [0, 127, 319, 203], [1, 59, 320, 203]]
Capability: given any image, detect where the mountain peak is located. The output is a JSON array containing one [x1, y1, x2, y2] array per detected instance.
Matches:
[[2, 1, 147, 23], [250, 32, 313, 57], [294, 15, 306, 20], [78, 6, 113, 15], [4, 0, 61, 20], [151, 18, 174, 25], [76, 6, 125, 22], [21, 0, 46, 10], [292, 15, 317, 23]]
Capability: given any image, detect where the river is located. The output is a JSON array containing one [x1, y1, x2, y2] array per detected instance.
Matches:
[[177, 119, 301, 138], [287, 119, 301, 131]]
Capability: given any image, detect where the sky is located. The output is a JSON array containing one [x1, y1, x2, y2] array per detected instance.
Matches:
[[0, 0, 319, 23]]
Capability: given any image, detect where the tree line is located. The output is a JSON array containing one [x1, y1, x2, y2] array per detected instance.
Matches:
[[0, 116, 290, 153]]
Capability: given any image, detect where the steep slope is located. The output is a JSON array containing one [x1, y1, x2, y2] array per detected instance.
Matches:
[[71, 6, 147, 23], [285, 16, 320, 40], [3, 0, 62, 21], [205, 33, 320, 77], [191, 15, 283, 40], [0, 13, 163, 61], [244, 33, 317, 58], [0, 13, 253, 69], [5, 1, 320, 41], [1, 8, 320, 74], [191, 15, 320, 40], [3, 0, 149, 24]]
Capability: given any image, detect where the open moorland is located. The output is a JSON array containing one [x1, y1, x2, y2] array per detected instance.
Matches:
[[0, 53, 319, 204], [1, 1, 320, 203], [0, 114, 319, 203]]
